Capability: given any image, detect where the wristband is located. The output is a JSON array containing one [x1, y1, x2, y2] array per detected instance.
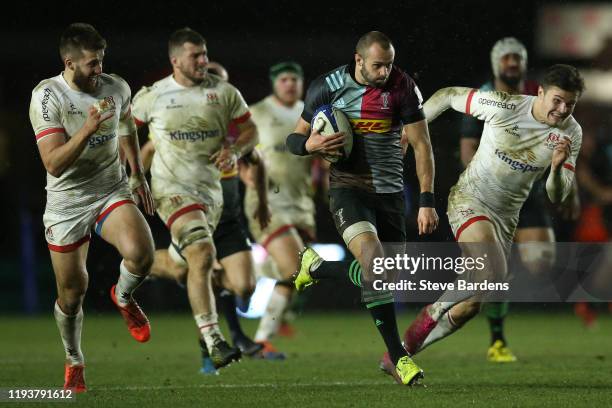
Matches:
[[129, 174, 146, 190], [286, 133, 309, 156], [419, 192, 435, 208]]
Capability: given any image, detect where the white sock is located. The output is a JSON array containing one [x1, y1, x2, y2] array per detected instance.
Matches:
[[115, 261, 146, 306], [54, 302, 84, 366], [419, 311, 460, 353], [254, 289, 289, 342], [195, 312, 224, 352]]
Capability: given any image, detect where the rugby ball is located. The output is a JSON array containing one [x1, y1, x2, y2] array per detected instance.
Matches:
[[311, 105, 353, 163]]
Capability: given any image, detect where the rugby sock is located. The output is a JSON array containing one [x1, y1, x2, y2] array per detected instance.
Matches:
[[367, 301, 406, 365], [115, 261, 146, 306], [54, 302, 84, 366], [195, 312, 225, 352], [309, 259, 354, 280], [419, 311, 460, 353], [484, 302, 508, 345], [254, 287, 289, 342], [217, 288, 247, 342]]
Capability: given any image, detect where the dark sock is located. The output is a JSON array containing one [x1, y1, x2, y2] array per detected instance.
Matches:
[[309, 259, 355, 280], [488, 317, 506, 345], [368, 301, 406, 365], [217, 289, 246, 342], [484, 302, 509, 345]]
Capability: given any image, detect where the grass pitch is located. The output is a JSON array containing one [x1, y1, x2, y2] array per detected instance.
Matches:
[[1, 309, 611, 407]]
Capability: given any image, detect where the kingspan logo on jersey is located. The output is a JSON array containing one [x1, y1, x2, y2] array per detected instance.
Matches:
[[170, 129, 220, 142], [89, 132, 117, 148], [494, 149, 542, 173]]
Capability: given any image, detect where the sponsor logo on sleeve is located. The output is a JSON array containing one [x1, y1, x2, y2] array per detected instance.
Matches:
[[478, 97, 516, 110], [41, 88, 53, 121]]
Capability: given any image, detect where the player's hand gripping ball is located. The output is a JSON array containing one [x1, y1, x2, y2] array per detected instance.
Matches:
[[310, 105, 353, 163]]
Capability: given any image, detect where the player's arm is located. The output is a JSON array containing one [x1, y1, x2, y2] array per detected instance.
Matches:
[[241, 149, 271, 230], [212, 118, 258, 171], [546, 132, 582, 203], [119, 113, 155, 215], [140, 139, 156, 173], [399, 76, 439, 235], [424, 87, 512, 123], [404, 119, 439, 235], [37, 106, 112, 178]]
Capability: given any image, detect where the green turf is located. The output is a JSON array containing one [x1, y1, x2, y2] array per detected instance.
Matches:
[[1, 310, 611, 407]]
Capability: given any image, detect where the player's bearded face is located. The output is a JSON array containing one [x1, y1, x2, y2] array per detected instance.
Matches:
[[71, 50, 104, 93], [498, 53, 524, 88], [175, 43, 208, 84], [539, 86, 578, 126], [273, 73, 303, 105], [358, 44, 394, 88]]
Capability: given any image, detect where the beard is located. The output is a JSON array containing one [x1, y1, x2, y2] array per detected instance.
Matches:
[[360, 65, 387, 88], [498, 72, 522, 88], [179, 65, 206, 84], [73, 66, 98, 93]]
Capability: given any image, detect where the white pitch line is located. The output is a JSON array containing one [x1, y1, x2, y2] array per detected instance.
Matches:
[[95, 381, 391, 391]]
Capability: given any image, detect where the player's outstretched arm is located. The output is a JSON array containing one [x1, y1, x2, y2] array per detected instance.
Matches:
[[423, 87, 475, 123], [37, 106, 112, 177], [404, 119, 439, 235]]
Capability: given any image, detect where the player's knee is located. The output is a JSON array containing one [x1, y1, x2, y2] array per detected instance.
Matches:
[[123, 245, 154, 275], [184, 242, 216, 274], [57, 278, 87, 312]]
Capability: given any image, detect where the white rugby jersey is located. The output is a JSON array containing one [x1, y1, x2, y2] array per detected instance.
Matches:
[[426, 88, 581, 216], [249, 96, 313, 212], [29, 73, 131, 210], [132, 74, 250, 206]]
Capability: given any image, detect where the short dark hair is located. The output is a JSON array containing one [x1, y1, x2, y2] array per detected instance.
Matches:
[[168, 27, 206, 57], [59, 23, 106, 60], [356, 31, 393, 58], [542, 64, 585, 95]]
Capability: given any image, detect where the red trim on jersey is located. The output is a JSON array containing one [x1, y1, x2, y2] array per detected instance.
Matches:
[[166, 204, 207, 230], [95, 199, 134, 224], [133, 117, 146, 128], [48, 235, 91, 253], [465, 89, 477, 115], [231, 111, 251, 125], [455, 216, 492, 241], [563, 163, 575, 172], [262, 224, 295, 249], [36, 127, 65, 140]]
